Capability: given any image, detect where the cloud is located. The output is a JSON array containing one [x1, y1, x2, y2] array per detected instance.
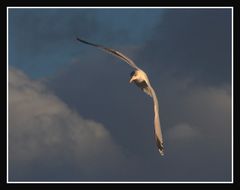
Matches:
[[137, 9, 231, 86], [9, 9, 99, 50], [46, 54, 232, 181], [167, 123, 200, 141], [8, 8, 232, 181], [8, 67, 125, 181], [183, 85, 231, 142]]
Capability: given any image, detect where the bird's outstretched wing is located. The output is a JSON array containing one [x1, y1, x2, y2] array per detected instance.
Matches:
[[134, 80, 152, 97], [148, 85, 164, 155], [77, 38, 140, 70]]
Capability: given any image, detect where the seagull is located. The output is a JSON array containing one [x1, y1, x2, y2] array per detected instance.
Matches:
[[77, 38, 164, 155]]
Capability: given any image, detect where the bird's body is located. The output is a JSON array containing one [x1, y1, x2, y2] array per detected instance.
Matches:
[[130, 70, 153, 97], [77, 37, 164, 155]]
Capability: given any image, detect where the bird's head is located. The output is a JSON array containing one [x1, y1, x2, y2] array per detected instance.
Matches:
[[129, 70, 138, 83]]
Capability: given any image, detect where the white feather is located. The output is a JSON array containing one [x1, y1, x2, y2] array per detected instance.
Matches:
[[77, 38, 164, 155]]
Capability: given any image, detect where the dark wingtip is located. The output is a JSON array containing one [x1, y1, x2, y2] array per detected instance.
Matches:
[[158, 149, 164, 156], [76, 37, 83, 42], [155, 134, 164, 156], [76, 37, 99, 48], [158, 143, 164, 156], [76, 37, 86, 42]]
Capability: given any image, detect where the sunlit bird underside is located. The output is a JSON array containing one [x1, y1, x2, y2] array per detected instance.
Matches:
[[77, 37, 164, 155]]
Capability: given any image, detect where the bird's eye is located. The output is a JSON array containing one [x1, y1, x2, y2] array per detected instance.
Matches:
[[130, 71, 135, 77]]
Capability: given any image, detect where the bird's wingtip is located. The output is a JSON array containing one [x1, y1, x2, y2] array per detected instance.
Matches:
[[76, 37, 86, 42], [76, 37, 81, 41], [155, 134, 164, 156]]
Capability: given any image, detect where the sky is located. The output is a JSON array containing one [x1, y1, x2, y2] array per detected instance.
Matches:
[[8, 8, 232, 182]]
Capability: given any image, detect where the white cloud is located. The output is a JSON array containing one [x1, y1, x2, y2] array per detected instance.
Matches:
[[167, 123, 200, 141], [185, 86, 231, 139], [165, 83, 231, 143], [8, 67, 124, 180]]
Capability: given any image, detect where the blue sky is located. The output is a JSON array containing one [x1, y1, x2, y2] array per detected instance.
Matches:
[[8, 8, 232, 182]]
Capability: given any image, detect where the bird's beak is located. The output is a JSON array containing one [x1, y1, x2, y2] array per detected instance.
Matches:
[[129, 77, 135, 83]]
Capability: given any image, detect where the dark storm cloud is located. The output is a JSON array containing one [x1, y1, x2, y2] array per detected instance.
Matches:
[[9, 9, 98, 51], [131, 9, 232, 180], [46, 52, 231, 181], [9, 8, 232, 181], [8, 9, 124, 78], [9, 9, 116, 79], [9, 8, 160, 78], [45, 9, 231, 181], [137, 9, 231, 86]]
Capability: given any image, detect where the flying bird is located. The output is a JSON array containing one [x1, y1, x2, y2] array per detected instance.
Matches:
[[77, 38, 164, 155]]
